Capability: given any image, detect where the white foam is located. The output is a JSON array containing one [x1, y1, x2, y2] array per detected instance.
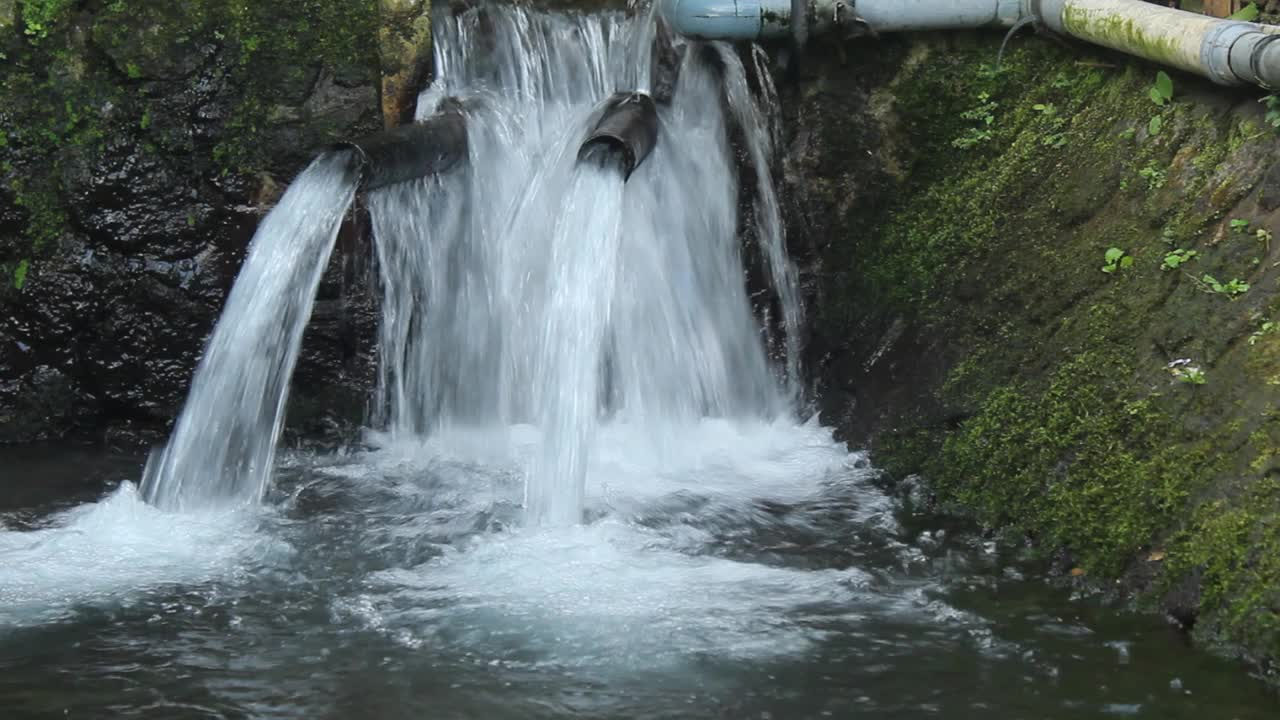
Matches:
[[0, 483, 285, 627], [346, 517, 872, 667], [321, 416, 932, 668]]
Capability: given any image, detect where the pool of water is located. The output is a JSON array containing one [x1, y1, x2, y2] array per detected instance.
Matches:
[[0, 424, 1274, 719]]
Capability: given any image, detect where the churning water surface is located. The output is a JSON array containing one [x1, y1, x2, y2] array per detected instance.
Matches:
[[0, 435, 1274, 719], [0, 6, 1276, 719]]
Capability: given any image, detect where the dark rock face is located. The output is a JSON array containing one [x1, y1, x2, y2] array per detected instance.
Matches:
[[0, 7, 382, 446], [773, 38, 927, 434]]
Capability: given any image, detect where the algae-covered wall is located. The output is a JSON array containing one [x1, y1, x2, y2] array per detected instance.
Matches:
[[788, 31, 1280, 677], [0, 0, 385, 444]]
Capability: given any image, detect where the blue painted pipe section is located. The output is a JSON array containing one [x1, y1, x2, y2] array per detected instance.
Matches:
[[661, 0, 1027, 41], [663, 0, 788, 41]]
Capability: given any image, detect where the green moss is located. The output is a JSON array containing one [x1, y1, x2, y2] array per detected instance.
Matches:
[[1170, 477, 1280, 653], [833, 30, 1280, 663], [1062, 6, 1190, 71], [9, 177, 67, 253], [3, 0, 379, 191], [930, 350, 1214, 574], [16, 0, 77, 41]]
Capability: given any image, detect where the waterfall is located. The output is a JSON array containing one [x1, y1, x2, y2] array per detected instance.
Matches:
[[368, 7, 801, 525], [142, 6, 801, 525]]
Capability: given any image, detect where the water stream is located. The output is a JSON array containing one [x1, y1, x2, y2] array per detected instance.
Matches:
[[139, 152, 360, 511], [0, 6, 1275, 719]]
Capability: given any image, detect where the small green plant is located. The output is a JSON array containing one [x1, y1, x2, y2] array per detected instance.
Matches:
[[1162, 249, 1198, 270], [1139, 163, 1167, 190], [953, 92, 998, 150], [1102, 247, 1134, 274], [1149, 71, 1174, 107], [1167, 359, 1206, 385], [1250, 320, 1278, 346], [1202, 274, 1250, 298], [1263, 95, 1280, 133], [1031, 103, 1069, 148], [1230, 2, 1261, 21], [1176, 366, 1207, 385], [18, 0, 76, 41], [1148, 115, 1164, 137], [1257, 227, 1273, 251], [1230, 218, 1252, 233], [12, 260, 30, 290]]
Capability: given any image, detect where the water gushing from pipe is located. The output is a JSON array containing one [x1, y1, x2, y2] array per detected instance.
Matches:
[[141, 152, 360, 511], [369, 7, 801, 525]]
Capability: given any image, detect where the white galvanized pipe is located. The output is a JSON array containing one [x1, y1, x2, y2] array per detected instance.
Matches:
[[1039, 0, 1280, 88]]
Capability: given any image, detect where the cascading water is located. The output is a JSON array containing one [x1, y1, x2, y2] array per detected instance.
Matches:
[[139, 151, 359, 511], [368, 7, 799, 525], [4, 7, 1277, 718]]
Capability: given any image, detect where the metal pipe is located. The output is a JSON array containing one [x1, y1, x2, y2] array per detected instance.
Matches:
[[578, 92, 660, 180], [334, 103, 468, 191], [1039, 0, 1280, 88], [662, 0, 1280, 90], [660, 0, 1027, 41], [854, 0, 1027, 32]]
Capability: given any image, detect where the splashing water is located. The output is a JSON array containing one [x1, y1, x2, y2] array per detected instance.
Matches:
[[368, 7, 800, 525], [2, 8, 1278, 719], [140, 152, 359, 511]]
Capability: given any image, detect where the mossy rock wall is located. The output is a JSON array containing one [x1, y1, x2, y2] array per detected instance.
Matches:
[[0, 1, 385, 444], [788, 32, 1280, 677]]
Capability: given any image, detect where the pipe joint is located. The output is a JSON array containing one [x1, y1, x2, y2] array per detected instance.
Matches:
[[1203, 21, 1258, 85], [1229, 29, 1280, 89]]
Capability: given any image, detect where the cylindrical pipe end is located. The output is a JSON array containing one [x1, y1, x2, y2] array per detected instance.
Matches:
[[1259, 38, 1280, 90], [1230, 31, 1280, 89], [334, 103, 469, 191], [578, 92, 660, 180]]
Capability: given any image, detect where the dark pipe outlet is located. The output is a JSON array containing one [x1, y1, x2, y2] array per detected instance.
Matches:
[[335, 104, 468, 191], [578, 92, 659, 180]]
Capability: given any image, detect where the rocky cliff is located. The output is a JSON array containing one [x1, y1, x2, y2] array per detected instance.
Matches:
[[784, 29, 1280, 680]]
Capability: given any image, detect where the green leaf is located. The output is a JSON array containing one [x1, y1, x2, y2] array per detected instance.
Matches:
[[12, 259, 29, 290], [1155, 71, 1173, 101], [1149, 87, 1166, 106], [1102, 265, 1115, 274], [1148, 116, 1163, 136], [1119, 256, 1134, 269], [1105, 247, 1125, 264], [1229, 2, 1260, 21]]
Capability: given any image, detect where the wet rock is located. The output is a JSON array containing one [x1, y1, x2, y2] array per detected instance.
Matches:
[[63, 135, 208, 256], [1259, 161, 1280, 212], [0, 4, 382, 446], [91, 6, 218, 81]]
